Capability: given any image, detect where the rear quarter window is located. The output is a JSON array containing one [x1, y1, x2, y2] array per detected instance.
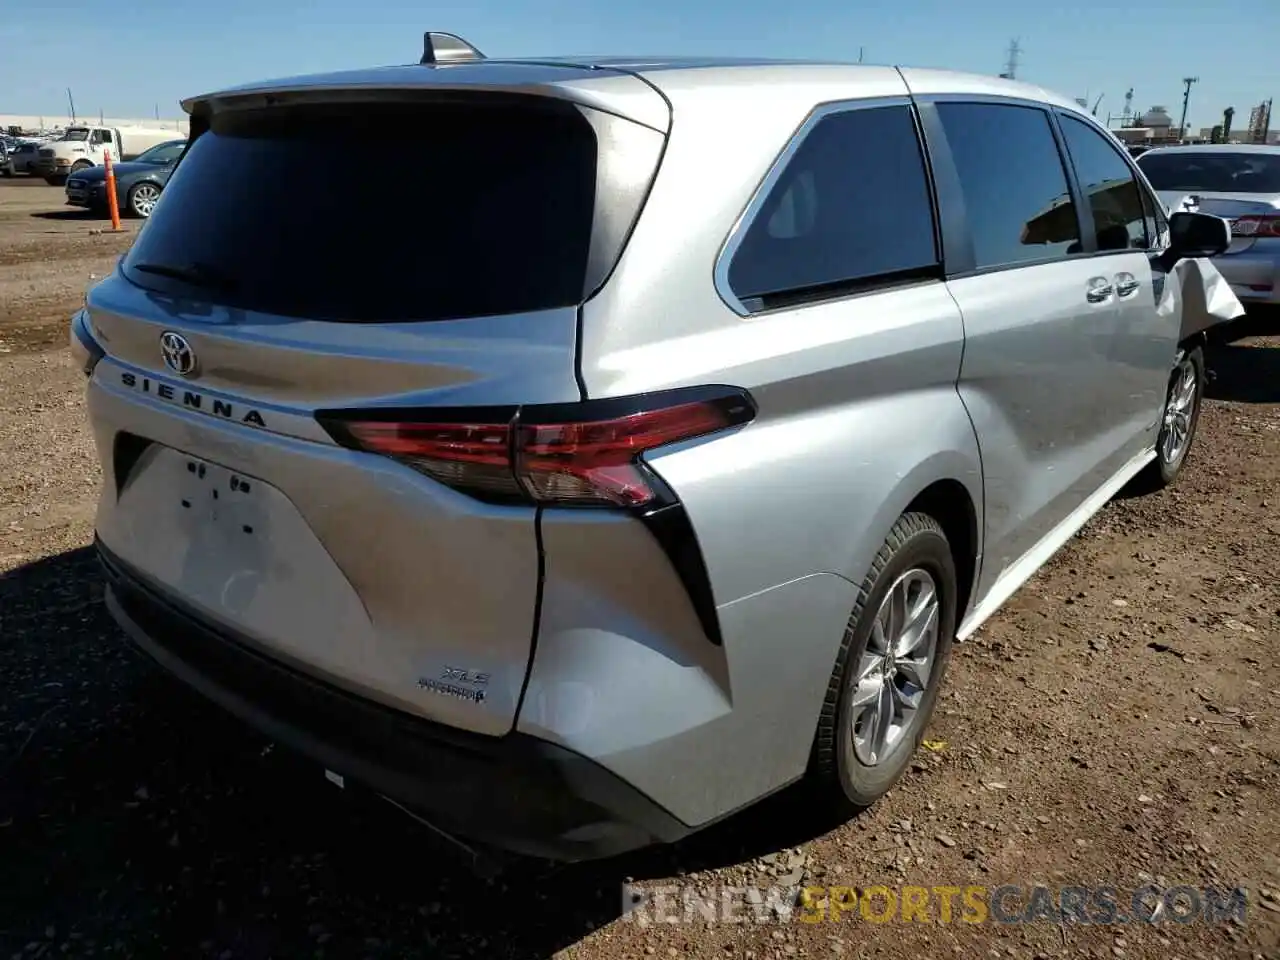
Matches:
[[725, 103, 939, 310], [123, 98, 600, 322]]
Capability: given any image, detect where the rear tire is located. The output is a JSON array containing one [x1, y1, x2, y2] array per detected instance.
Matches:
[[811, 512, 957, 811], [1135, 344, 1205, 492]]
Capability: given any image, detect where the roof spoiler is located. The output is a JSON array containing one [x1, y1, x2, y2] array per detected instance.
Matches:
[[420, 32, 486, 65]]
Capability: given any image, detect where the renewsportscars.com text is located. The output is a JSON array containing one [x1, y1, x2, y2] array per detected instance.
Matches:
[[621, 883, 1249, 926]]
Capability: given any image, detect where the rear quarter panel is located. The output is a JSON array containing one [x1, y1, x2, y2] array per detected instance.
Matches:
[[534, 280, 981, 825], [535, 73, 984, 823]]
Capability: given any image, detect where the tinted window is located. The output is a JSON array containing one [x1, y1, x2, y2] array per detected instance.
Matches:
[[136, 141, 185, 164], [123, 99, 599, 323], [727, 105, 938, 304], [936, 103, 1080, 269], [1137, 182, 1165, 249], [1137, 151, 1280, 194], [1059, 114, 1149, 250]]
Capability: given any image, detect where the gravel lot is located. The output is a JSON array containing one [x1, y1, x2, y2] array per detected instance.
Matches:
[[1, 175, 1277, 960]]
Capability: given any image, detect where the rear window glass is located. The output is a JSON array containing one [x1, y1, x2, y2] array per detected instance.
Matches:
[[123, 99, 599, 322], [1138, 151, 1280, 194]]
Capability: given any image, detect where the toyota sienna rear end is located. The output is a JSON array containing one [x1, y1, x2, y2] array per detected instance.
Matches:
[[86, 39, 1083, 864], [77, 55, 722, 860]]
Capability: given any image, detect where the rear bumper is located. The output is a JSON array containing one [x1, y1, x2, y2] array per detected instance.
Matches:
[[1215, 250, 1280, 304], [97, 539, 690, 862]]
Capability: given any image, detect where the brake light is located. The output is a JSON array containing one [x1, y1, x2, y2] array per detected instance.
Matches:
[[319, 387, 756, 508], [342, 419, 520, 497], [1229, 214, 1280, 238]]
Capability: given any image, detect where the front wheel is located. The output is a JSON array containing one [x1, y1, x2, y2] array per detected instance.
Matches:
[[1136, 344, 1205, 491], [70, 160, 91, 173], [811, 512, 957, 811], [126, 182, 161, 218]]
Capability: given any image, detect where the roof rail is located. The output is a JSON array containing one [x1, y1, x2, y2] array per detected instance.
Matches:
[[420, 32, 485, 65]]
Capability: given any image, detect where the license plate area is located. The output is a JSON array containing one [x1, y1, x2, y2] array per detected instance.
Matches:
[[177, 456, 263, 539], [105, 444, 371, 659], [165, 455, 283, 618]]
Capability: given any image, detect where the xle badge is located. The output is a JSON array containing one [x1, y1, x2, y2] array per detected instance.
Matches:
[[418, 667, 490, 704]]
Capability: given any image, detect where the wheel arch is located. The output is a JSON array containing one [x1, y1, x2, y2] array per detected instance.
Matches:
[[903, 478, 980, 624], [125, 178, 161, 196], [842, 450, 983, 626], [1179, 327, 1209, 353]]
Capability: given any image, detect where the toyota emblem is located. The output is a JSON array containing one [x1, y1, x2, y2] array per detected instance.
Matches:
[[159, 331, 197, 377]]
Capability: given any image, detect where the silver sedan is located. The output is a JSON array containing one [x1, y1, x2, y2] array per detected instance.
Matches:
[[1138, 143, 1280, 305]]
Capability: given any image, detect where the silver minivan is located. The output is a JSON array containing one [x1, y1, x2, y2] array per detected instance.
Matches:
[[74, 34, 1232, 861]]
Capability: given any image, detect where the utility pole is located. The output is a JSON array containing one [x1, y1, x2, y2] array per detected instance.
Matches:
[[66, 88, 76, 124], [154, 103, 160, 121], [1178, 76, 1199, 141], [1222, 107, 1235, 143], [857, 46, 864, 64], [999, 38, 1021, 80]]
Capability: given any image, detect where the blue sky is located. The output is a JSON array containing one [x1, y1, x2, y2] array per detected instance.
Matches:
[[2, 0, 1275, 130]]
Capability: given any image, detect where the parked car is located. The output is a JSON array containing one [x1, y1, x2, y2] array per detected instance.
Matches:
[[1137, 144, 1280, 305], [65, 139, 186, 217], [72, 34, 1232, 863], [9, 140, 43, 175]]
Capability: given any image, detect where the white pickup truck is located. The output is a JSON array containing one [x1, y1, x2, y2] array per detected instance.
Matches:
[[36, 125, 182, 185]]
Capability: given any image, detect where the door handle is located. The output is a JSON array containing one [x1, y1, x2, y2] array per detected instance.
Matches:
[[1114, 272, 1140, 297], [1086, 277, 1114, 303]]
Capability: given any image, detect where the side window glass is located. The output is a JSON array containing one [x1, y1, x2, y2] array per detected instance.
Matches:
[[91, 130, 109, 145], [766, 169, 817, 239], [726, 104, 938, 305], [1136, 181, 1165, 249], [1059, 114, 1149, 251], [935, 102, 1081, 269]]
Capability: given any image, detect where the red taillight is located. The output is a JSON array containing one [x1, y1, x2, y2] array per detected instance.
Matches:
[[518, 401, 733, 506], [1229, 214, 1280, 238], [321, 389, 755, 508], [342, 419, 520, 498]]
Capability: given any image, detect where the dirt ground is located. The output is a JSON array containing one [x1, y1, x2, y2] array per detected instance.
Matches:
[[0, 175, 1277, 960]]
